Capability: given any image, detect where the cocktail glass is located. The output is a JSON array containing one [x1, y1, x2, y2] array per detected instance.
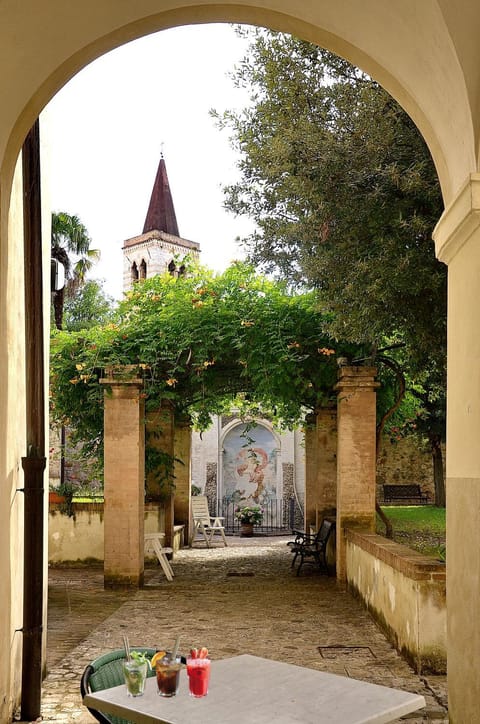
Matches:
[[155, 654, 182, 697], [186, 655, 211, 698], [123, 659, 148, 697]]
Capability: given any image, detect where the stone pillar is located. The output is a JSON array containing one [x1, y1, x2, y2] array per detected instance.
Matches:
[[335, 366, 379, 581], [433, 174, 480, 722], [304, 407, 337, 532], [101, 368, 144, 589], [174, 418, 192, 542], [146, 402, 174, 547]]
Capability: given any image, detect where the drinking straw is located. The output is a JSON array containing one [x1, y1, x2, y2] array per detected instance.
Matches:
[[123, 634, 131, 661], [171, 635, 181, 662]]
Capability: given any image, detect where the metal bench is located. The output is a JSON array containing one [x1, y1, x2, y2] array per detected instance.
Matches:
[[383, 484, 430, 504], [287, 519, 336, 576]]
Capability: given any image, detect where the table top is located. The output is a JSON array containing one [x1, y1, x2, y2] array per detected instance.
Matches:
[[83, 654, 426, 724]]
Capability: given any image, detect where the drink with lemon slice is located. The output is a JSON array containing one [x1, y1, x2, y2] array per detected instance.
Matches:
[[152, 650, 182, 697]]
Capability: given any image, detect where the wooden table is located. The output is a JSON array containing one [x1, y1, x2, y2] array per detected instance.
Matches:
[[83, 654, 426, 723]]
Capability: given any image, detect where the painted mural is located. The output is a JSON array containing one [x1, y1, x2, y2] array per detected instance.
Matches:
[[222, 424, 279, 506]]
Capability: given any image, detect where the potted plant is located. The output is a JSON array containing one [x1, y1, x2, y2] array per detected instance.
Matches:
[[235, 505, 263, 537]]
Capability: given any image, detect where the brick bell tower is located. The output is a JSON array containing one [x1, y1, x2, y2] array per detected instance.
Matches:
[[122, 154, 200, 291]]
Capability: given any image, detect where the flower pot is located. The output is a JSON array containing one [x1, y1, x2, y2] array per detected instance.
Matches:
[[49, 491, 66, 504], [240, 522, 254, 537]]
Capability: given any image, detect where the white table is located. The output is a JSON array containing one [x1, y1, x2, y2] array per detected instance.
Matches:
[[83, 654, 425, 723]]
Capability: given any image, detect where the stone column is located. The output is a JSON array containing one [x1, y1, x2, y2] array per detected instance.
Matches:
[[101, 368, 144, 589], [174, 418, 192, 542], [433, 173, 480, 722], [146, 402, 175, 547], [335, 366, 379, 581], [304, 407, 337, 532]]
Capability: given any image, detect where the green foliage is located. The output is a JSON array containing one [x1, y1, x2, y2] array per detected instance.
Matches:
[[51, 211, 101, 330], [378, 505, 446, 557], [50, 263, 362, 467], [63, 279, 116, 331], [379, 505, 446, 534], [213, 27, 446, 383], [235, 505, 263, 524]]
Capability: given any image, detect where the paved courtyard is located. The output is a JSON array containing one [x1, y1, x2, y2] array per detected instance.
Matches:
[[25, 537, 447, 722]]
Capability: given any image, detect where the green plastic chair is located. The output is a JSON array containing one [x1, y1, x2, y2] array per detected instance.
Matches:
[[80, 647, 156, 724]]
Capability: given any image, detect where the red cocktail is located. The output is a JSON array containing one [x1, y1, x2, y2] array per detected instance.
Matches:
[[186, 656, 210, 697]]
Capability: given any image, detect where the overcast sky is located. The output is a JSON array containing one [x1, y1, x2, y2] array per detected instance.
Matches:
[[43, 24, 255, 300]]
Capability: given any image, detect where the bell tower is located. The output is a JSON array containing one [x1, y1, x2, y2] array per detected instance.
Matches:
[[122, 154, 200, 291]]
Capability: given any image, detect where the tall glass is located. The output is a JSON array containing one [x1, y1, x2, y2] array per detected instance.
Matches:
[[186, 655, 211, 698], [155, 654, 182, 697], [123, 659, 148, 697]]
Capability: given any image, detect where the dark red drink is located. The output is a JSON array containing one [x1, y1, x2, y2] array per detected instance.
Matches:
[[156, 659, 181, 697]]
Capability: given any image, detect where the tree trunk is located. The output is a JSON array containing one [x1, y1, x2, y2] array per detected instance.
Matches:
[[430, 433, 446, 507], [53, 286, 64, 330]]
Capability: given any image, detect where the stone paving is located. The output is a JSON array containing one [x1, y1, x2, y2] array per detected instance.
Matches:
[[20, 537, 448, 723]]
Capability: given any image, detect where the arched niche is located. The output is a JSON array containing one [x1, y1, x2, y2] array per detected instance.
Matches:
[[219, 419, 282, 508]]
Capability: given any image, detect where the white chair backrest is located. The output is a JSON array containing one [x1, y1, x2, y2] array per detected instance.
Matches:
[[192, 496, 211, 523]]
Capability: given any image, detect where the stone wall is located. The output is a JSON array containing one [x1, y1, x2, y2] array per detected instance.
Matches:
[[376, 435, 445, 501]]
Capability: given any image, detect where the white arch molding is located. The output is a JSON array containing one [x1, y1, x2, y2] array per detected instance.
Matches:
[[4, 3, 480, 722], [1, 2, 480, 207]]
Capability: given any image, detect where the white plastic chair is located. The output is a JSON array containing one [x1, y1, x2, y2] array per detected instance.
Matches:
[[191, 496, 227, 547], [144, 532, 174, 581]]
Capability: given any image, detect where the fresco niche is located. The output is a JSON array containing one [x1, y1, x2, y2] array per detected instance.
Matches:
[[221, 423, 281, 511]]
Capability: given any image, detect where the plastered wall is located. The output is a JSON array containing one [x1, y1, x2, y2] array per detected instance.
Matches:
[[345, 530, 446, 673]]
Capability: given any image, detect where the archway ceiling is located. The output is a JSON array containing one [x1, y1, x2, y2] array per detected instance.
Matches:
[[1, 1, 480, 206]]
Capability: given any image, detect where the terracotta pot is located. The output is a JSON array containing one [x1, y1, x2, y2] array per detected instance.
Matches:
[[49, 491, 66, 504], [240, 522, 254, 537]]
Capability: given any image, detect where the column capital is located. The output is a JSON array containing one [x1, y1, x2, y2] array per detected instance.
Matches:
[[433, 173, 480, 264], [334, 366, 379, 392], [100, 364, 143, 392]]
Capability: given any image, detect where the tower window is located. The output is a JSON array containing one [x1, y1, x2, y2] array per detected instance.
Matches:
[[168, 259, 176, 275], [131, 262, 139, 283], [139, 259, 147, 279]]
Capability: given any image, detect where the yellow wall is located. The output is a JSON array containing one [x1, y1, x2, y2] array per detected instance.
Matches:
[[1, 154, 27, 722], [346, 530, 446, 674], [48, 504, 167, 564]]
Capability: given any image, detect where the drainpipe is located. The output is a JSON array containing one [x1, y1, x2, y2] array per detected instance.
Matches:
[[20, 118, 46, 720]]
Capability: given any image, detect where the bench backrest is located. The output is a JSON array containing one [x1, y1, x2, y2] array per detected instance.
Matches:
[[384, 484, 422, 496], [315, 519, 335, 547]]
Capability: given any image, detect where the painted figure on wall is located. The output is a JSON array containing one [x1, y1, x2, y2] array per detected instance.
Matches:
[[223, 423, 279, 506], [235, 446, 269, 503]]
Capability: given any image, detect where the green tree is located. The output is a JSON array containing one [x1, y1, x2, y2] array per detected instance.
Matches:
[[213, 28, 446, 504], [51, 211, 100, 329], [63, 279, 116, 331]]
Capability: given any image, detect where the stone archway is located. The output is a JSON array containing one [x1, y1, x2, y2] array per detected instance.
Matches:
[[4, 3, 480, 721]]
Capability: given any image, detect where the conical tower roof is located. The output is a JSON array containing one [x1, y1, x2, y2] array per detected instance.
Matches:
[[143, 155, 179, 236]]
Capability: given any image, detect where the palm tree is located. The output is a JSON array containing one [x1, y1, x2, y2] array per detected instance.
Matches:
[[51, 212, 100, 330]]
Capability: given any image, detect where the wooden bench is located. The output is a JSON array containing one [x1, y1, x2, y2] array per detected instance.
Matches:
[[383, 484, 430, 504]]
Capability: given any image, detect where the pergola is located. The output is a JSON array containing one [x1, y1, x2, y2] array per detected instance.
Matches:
[[100, 364, 378, 587]]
